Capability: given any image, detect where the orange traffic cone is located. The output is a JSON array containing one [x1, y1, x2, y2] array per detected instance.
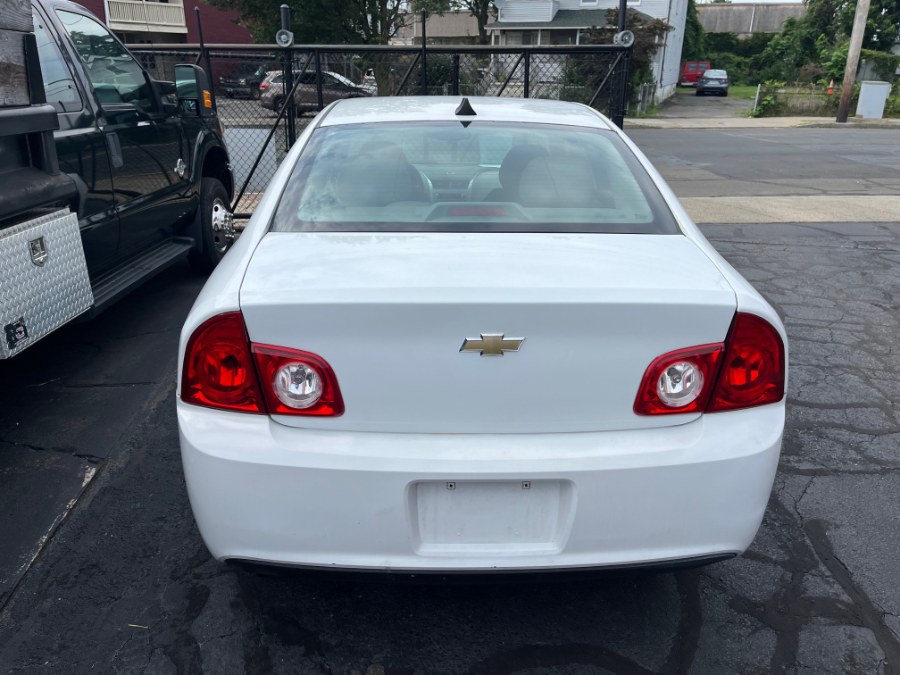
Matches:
[[827, 79, 834, 95]]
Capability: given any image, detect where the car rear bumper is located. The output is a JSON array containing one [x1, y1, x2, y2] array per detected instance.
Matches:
[[178, 402, 783, 572]]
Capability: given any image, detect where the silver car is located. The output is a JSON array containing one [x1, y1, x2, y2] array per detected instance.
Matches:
[[259, 70, 373, 115], [696, 69, 730, 97]]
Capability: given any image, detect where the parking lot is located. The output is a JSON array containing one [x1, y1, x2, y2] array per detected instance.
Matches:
[[0, 128, 899, 673]]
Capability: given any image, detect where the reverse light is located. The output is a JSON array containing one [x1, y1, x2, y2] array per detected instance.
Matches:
[[253, 344, 344, 416], [634, 313, 785, 416], [634, 344, 723, 415], [181, 313, 344, 416]]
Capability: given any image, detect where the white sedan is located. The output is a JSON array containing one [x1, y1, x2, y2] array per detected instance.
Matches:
[[178, 97, 786, 573]]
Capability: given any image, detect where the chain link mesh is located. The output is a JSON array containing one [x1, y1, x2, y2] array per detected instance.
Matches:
[[131, 45, 627, 219]]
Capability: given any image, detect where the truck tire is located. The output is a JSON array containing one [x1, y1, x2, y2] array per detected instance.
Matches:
[[190, 177, 235, 273]]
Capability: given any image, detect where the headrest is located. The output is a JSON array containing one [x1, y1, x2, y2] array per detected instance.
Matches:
[[517, 155, 601, 208]]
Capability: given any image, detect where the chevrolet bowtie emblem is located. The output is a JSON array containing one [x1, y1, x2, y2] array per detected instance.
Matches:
[[460, 333, 524, 357]]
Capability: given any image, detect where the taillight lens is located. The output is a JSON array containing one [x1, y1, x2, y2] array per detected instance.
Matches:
[[633, 344, 723, 415], [181, 312, 264, 413], [181, 313, 344, 417], [634, 312, 785, 416], [252, 344, 344, 416], [708, 313, 785, 412]]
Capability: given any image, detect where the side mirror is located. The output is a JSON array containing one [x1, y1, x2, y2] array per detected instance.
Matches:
[[175, 64, 214, 117], [154, 79, 178, 114]]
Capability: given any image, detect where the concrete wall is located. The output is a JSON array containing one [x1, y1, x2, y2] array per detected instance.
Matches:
[[395, 11, 482, 44], [697, 3, 805, 36]]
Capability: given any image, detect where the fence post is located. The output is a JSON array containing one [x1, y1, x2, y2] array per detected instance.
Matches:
[[420, 11, 428, 95], [523, 51, 530, 98], [610, 47, 631, 129], [451, 53, 460, 96], [314, 49, 324, 110], [194, 7, 216, 112], [280, 5, 295, 147]]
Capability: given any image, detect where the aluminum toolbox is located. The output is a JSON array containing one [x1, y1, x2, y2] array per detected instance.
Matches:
[[0, 209, 93, 358]]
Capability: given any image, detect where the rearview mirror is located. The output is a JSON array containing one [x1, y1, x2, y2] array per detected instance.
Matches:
[[175, 64, 214, 117]]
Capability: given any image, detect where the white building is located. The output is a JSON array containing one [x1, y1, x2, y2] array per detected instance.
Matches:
[[487, 0, 689, 101]]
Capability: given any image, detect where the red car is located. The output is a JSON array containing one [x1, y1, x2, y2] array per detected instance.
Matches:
[[680, 61, 710, 87]]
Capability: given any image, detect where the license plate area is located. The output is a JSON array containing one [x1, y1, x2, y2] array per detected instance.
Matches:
[[409, 480, 575, 556]]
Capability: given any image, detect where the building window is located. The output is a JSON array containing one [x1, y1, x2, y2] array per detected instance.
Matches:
[[505, 30, 536, 46]]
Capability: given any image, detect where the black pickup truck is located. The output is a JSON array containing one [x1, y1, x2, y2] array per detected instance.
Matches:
[[0, 0, 234, 357]]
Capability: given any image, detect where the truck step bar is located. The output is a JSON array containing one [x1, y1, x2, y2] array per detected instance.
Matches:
[[89, 238, 194, 313]]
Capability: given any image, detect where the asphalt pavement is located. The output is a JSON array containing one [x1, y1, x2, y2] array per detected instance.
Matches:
[[1, 127, 899, 674]]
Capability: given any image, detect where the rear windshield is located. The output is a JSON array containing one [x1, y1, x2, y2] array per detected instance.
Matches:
[[704, 70, 727, 78], [270, 121, 679, 234]]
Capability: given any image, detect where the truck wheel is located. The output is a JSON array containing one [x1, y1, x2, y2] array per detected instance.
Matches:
[[190, 177, 235, 273]]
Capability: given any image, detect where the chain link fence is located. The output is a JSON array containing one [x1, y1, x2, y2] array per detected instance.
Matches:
[[132, 44, 629, 218]]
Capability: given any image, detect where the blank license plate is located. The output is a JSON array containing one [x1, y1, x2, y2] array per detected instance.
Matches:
[[411, 480, 573, 555]]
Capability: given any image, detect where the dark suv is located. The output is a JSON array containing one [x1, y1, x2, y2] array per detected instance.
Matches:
[[28, 0, 235, 305], [219, 63, 269, 99]]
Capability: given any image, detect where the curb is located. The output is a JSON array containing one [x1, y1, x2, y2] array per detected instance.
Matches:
[[624, 117, 900, 130]]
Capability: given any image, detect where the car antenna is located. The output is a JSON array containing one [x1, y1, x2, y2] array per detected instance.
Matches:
[[455, 98, 476, 116]]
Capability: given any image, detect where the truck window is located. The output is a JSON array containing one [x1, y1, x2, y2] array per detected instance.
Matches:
[[33, 15, 82, 113], [55, 10, 156, 112]]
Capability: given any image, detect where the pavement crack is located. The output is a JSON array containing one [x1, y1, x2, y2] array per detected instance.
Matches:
[[61, 381, 159, 389], [0, 439, 104, 463], [804, 519, 900, 666], [661, 571, 702, 674]]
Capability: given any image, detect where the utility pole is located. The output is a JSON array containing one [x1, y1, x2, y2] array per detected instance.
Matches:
[[836, 0, 871, 123]]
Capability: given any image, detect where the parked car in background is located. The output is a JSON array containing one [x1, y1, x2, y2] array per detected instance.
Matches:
[[679, 61, 710, 87], [696, 69, 730, 96], [259, 70, 374, 115], [178, 96, 787, 574], [219, 63, 270, 99]]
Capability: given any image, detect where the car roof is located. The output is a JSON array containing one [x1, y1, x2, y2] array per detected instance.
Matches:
[[319, 97, 615, 130]]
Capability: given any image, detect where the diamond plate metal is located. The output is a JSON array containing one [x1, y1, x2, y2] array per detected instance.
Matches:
[[0, 210, 94, 358]]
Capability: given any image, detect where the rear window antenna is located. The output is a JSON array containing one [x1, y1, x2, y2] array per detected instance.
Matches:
[[455, 98, 477, 116]]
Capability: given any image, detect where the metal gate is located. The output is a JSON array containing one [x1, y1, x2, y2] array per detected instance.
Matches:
[[132, 43, 630, 218]]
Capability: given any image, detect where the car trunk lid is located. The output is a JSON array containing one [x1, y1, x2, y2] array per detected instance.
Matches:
[[239, 232, 736, 433]]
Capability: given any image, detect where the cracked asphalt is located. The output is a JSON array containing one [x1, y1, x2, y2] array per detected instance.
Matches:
[[0, 129, 899, 674]]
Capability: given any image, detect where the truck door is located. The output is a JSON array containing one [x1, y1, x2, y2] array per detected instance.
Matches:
[[32, 4, 118, 275], [53, 9, 191, 261]]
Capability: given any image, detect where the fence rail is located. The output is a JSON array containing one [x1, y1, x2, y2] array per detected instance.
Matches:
[[131, 43, 630, 217]]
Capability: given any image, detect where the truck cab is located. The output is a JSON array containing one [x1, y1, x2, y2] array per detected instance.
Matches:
[[0, 0, 234, 358], [32, 0, 234, 283]]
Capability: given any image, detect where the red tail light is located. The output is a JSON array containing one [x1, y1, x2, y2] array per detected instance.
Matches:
[[259, 82, 269, 89], [634, 312, 785, 416], [707, 312, 785, 412], [181, 312, 264, 413], [181, 313, 344, 416]]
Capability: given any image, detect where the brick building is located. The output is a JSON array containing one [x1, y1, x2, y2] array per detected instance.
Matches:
[[74, 0, 252, 44]]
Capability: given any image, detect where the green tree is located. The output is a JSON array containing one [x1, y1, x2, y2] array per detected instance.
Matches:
[[202, 0, 450, 45], [581, 9, 673, 89], [454, 0, 496, 44], [682, 0, 706, 60]]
